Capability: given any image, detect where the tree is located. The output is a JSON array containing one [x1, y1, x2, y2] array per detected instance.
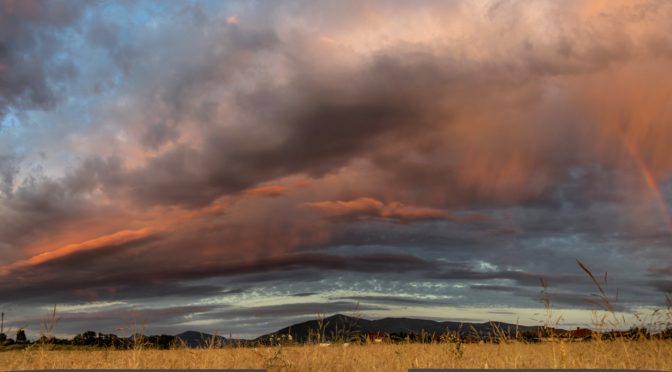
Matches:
[[16, 329, 27, 343], [0, 333, 6, 343], [73, 331, 98, 346]]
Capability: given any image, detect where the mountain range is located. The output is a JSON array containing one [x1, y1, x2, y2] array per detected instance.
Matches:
[[258, 314, 547, 342], [176, 314, 551, 346]]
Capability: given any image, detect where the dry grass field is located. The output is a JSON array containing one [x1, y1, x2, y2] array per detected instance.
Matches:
[[1, 340, 671, 371]]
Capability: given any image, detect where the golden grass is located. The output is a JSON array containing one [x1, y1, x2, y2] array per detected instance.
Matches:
[[1, 340, 671, 371]]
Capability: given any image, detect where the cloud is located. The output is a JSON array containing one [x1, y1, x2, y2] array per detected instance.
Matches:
[[244, 185, 287, 198], [140, 121, 179, 150], [202, 301, 383, 319], [12, 0, 672, 216], [302, 197, 494, 224], [35, 304, 220, 324], [303, 197, 448, 222], [0, 154, 17, 197], [648, 279, 672, 294], [0, 238, 435, 302], [330, 295, 446, 306], [0, 0, 86, 117], [3, 227, 157, 273]]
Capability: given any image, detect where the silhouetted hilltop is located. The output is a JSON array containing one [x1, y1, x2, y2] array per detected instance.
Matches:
[[258, 314, 549, 343], [175, 331, 226, 348]]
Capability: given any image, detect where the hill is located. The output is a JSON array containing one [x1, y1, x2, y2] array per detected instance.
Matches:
[[175, 331, 226, 348], [257, 314, 550, 343]]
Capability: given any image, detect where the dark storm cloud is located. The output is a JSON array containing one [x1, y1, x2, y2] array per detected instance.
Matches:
[[648, 279, 672, 293], [69, 8, 615, 209], [0, 245, 435, 302], [428, 268, 587, 287], [291, 292, 317, 297], [0, 175, 113, 262], [471, 283, 632, 312], [63, 156, 124, 194], [156, 251, 435, 284], [200, 301, 383, 319], [648, 265, 672, 276], [470, 284, 521, 292], [0, 0, 86, 117], [7, 0, 670, 219], [78, 47, 567, 211], [90, 32, 652, 212], [104, 47, 455, 208], [226, 269, 327, 285], [330, 295, 448, 307], [140, 121, 179, 149], [25, 304, 221, 325], [8, 219, 657, 312]]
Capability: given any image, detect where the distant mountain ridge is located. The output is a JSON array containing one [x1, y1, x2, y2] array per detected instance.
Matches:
[[174, 330, 227, 348], [105, 315, 552, 347], [256, 314, 549, 342]]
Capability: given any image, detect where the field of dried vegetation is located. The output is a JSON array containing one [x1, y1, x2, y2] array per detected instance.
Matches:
[[0, 339, 671, 371]]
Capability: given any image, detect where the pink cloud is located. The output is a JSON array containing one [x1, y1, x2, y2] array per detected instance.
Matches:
[[2, 228, 157, 274], [302, 197, 449, 222], [244, 184, 287, 198]]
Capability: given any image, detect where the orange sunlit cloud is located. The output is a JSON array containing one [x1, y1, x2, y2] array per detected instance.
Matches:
[[303, 197, 450, 222], [244, 184, 287, 198], [3, 227, 157, 273]]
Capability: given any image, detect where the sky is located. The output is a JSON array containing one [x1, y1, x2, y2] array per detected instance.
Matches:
[[1, 0, 671, 339]]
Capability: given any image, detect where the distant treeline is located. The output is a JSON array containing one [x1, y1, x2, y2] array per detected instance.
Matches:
[[0, 330, 181, 349], [1, 326, 670, 350], [258, 327, 672, 346]]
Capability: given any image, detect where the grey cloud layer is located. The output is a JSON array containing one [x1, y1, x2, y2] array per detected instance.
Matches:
[[0, 0, 86, 117]]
